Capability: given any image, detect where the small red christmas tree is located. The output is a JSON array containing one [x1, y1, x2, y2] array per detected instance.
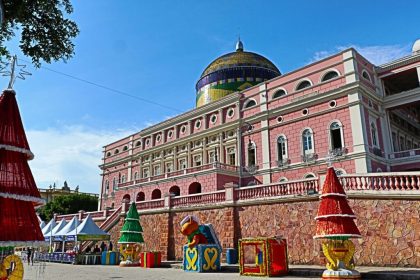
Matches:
[[0, 89, 44, 246], [314, 167, 361, 239]]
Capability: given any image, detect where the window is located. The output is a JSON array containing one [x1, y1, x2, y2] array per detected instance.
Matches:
[[278, 177, 288, 183], [302, 129, 314, 154], [362, 70, 371, 82], [272, 89, 287, 99], [321, 71, 339, 82], [123, 146, 128, 151], [210, 114, 217, 124], [335, 169, 345, 176], [112, 177, 117, 190], [189, 182, 202, 194], [167, 130, 173, 138], [330, 122, 343, 150], [106, 152, 111, 157], [296, 80, 312, 91], [136, 192, 145, 201], [156, 134, 161, 142], [302, 108, 309, 116], [392, 132, 397, 152], [169, 186, 180, 197], [194, 155, 202, 167], [180, 125, 187, 134], [165, 162, 173, 173], [195, 119, 201, 129], [304, 173, 316, 179], [247, 141, 256, 166], [153, 165, 161, 176], [371, 123, 378, 147], [227, 148, 236, 165], [135, 141, 141, 147], [399, 136, 405, 151], [276, 116, 283, 123], [133, 172, 138, 180], [114, 149, 119, 155], [277, 135, 288, 162], [145, 139, 150, 146], [227, 108, 235, 118], [179, 159, 187, 170], [329, 100, 337, 108], [208, 151, 216, 163], [244, 99, 257, 109], [104, 180, 109, 194], [142, 168, 149, 178], [121, 175, 126, 183], [122, 194, 131, 202], [151, 189, 161, 200]]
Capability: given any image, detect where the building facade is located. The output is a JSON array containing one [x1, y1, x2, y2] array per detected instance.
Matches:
[[39, 181, 99, 204], [99, 39, 420, 210]]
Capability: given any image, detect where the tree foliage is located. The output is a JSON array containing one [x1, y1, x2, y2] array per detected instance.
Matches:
[[37, 193, 98, 221], [0, 0, 79, 67]]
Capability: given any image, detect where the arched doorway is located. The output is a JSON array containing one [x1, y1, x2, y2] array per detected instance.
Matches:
[[122, 194, 131, 202], [151, 189, 162, 200], [188, 182, 202, 194], [136, 192, 145, 202], [169, 186, 180, 197]]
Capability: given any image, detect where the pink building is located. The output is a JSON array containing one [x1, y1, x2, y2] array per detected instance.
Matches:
[[99, 39, 420, 210]]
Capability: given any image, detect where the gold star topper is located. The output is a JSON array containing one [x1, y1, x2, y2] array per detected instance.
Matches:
[[0, 55, 31, 89]]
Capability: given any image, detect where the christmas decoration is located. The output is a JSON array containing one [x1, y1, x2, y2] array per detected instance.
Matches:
[[0, 85, 45, 279], [180, 215, 221, 273], [239, 237, 288, 277], [314, 167, 362, 279], [118, 202, 143, 266]]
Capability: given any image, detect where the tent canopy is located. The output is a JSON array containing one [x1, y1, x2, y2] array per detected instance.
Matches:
[[66, 214, 110, 241], [44, 218, 67, 241], [55, 216, 80, 241], [42, 219, 56, 235]]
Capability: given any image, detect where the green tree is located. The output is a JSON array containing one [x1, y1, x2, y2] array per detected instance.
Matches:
[[37, 193, 98, 221], [118, 202, 144, 244], [1, 0, 79, 67]]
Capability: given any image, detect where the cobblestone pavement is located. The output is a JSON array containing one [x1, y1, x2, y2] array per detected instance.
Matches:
[[23, 262, 318, 280]]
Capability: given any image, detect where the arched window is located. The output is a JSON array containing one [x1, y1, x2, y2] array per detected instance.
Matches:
[[123, 146, 128, 151], [302, 128, 314, 154], [321, 71, 339, 82], [371, 122, 378, 147], [136, 192, 145, 202], [106, 152, 111, 157], [169, 186, 180, 197], [272, 89, 287, 99], [135, 141, 141, 147], [304, 173, 316, 179], [244, 99, 257, 109], [330, 121, 344, 150], [278, 177, 288, 183], [296, 80, 312, 91], [151, 189, 162, 200], [133, 172, 138, 180], [114, 149, 119, 155], [362, 70, 371, 82], [277, 135, 288, 162], [104, 180, 109, 194], [121, 175, 126, 183], [247, 141, 256, 166], [112, 177, 117, 190], [335, 169, 346, 176], [188, 182, 202, 194], [122, 194, 131, 202]]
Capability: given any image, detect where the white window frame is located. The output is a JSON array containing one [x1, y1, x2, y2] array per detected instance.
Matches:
[[247, 141, 257, 167], [272, 88, 287, 100], [295, 78, 313, 91], [370, 122, 379, 148], [329, 120, 345, 150], [320, 69, 340, 83], [243, 98, 257, 109], [301, 128, 315, 155], [276, 134, 288, 161]]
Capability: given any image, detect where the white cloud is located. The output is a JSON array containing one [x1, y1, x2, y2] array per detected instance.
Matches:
[[27, 126, 136, 194], [312, 44, 412, 65]]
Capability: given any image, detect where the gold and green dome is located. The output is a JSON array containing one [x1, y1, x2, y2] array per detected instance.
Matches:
[[196, 39, 281, 107]]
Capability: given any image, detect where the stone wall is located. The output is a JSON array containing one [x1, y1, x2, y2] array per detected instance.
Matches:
[[107, 196, 420, 267]]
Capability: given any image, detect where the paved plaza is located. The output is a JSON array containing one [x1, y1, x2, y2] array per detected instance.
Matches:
[[23, 262, 317, 280]]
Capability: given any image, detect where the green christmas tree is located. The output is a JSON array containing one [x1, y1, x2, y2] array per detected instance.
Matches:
[[118, 202, 144, 244]]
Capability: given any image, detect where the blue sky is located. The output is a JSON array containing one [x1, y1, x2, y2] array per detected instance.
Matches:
[[3, 0, 419, 194]]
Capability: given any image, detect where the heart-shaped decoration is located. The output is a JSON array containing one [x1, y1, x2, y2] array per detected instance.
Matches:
[[185, 247, 198, 270], [203, 247, 218, 270]]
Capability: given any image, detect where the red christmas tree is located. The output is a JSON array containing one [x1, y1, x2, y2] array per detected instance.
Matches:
[[0, 89, 44, 246], [314, 167, 361, 239]]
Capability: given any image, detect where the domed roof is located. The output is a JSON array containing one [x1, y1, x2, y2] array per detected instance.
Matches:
[[195, 39, 280, 107], [200, 43, 280, 78], [412, 39, 420, 54]]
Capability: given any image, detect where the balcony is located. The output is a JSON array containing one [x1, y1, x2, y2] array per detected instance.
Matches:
[[329, 147, 348, 158], [301, 153, 318, 164], [117, 163, 239, 189], [276, 158, 290, 168], [244, 165, 259, 174]]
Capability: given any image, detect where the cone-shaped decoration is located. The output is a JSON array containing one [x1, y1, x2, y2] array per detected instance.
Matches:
[[118, 202, 144, 244], [314, 167, 361, 239], [0, 89, 45, 245]]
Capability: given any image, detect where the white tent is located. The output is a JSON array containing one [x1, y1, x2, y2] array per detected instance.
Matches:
[[66, 214, 110, 241], [42, 219, 56, 235], [55, 216, 80, 241], [39, 220, 46, 230], [44, 218, 68, 241]]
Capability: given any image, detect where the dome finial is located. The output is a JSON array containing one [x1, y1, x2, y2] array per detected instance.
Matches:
[[236, 36, 243, 52]]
